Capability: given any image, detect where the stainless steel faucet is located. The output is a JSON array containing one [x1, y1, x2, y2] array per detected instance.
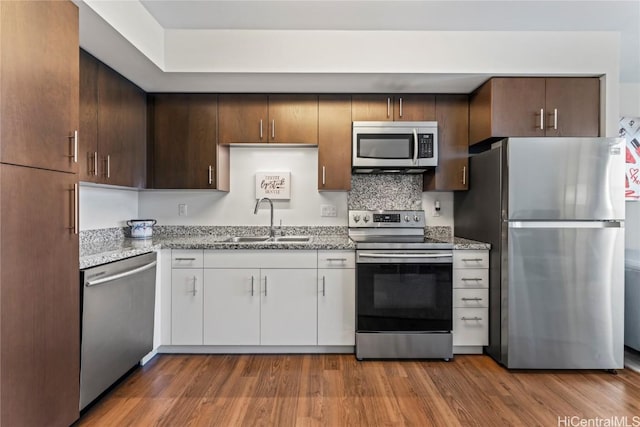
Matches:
[[253, 197, 275, 238]]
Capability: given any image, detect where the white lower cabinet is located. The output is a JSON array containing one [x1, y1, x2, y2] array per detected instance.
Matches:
[[260, 269, 318, 345], [203, 268, 260, 345], [171, 268, 203, 345], [452, 249, 489, 353], [169, 249, 356, 351], [317, 250, 356, 346], [203, 267, 318, 346]]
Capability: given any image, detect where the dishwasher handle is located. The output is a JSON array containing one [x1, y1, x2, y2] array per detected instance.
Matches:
[[86, 261, 157, 287]]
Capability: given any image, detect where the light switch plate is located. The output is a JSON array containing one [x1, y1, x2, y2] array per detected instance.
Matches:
[[178, 204, 188, 216]]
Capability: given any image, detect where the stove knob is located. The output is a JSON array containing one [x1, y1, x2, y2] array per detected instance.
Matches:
[[414, 215, 421, 222], [404, 215, 410, 222], [363, 215, 370, 223], [353, 215, 361, 223]]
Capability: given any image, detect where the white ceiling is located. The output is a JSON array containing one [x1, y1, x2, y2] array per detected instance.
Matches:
[[76, 0, 640, 93]]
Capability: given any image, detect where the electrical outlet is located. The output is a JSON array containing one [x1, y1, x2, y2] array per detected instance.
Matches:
[[178, 204, 188, 216], [432, 200, 441, 217], [320, 204, 337, 217]]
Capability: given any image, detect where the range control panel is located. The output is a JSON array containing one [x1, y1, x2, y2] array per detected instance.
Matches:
[[349, 210, 425, 228]]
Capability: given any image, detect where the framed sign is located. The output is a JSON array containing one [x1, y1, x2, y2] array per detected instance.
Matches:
[[621, 117, 640, 201], [255, 172, 291, 200]]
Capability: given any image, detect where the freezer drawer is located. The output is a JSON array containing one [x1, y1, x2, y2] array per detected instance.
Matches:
[[506, 223, 624, 369]]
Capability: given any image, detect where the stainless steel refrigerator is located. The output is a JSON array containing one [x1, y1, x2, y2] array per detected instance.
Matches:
[[454, 137, 625, 369]]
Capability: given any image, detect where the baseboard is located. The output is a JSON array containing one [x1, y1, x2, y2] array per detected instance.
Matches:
[[157, 345, 355, 354]]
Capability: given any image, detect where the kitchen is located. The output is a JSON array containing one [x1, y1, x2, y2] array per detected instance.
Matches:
[[1, 1, 640, 426]]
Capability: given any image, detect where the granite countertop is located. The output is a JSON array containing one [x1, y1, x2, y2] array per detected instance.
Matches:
[[79, 226, 490, 269]]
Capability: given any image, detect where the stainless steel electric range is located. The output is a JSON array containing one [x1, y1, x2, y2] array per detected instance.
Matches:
[[349, 210, 454, 360]]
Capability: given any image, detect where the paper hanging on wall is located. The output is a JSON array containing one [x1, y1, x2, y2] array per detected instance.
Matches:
[[621, 117, 640, 201], [255, 172, 291, 200]]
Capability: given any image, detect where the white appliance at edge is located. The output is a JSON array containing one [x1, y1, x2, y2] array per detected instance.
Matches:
[[454, 137, 625, 369]]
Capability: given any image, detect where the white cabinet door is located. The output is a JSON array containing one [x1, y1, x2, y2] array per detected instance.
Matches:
[[260, 269, 317, 345], [171, 269, 203, 345], [203, 268, 260, 345], [318, 268, 355, 346]]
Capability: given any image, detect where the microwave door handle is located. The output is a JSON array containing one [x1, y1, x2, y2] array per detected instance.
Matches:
[[413, 129, 418, 165]]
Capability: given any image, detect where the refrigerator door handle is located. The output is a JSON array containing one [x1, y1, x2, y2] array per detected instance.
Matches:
[[509, 221, 623, 229]]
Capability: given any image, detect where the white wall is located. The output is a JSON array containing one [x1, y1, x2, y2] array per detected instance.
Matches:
[[139, 146, 347, 226], [79, 183, 139, 230]]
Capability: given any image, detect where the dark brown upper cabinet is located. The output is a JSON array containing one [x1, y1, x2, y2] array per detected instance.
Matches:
[[469, 77, 599, 145], [150, 93, 229, 190], [218, 94, 318, 144], [352, 95, 435, 121], [79, 50, 147, 188], [318, 95, 352, 191], [424, 95, 469, 191], [1, 0, 79, 174]]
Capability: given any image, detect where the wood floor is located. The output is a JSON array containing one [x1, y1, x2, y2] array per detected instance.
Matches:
[[78, 354, 640, 427]]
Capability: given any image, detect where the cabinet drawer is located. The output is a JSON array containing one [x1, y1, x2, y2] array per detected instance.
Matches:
[[172, 250, 204, 268], [318, 251, 355, 269], [453, 251, 488, 268], [452, 308, 488, 346], [204, 250, 317, 269], [453, 269, 488, 288], [453, 289, 488, 308]]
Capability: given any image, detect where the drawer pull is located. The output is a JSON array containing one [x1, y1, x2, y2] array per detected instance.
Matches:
[[462, 258, 483, 262], [461, 297, 482, 301], [174, 257, 197, 261], [461, 278, 483, 281], [461, 316, 483, 321], [326, 258, 347, 262]]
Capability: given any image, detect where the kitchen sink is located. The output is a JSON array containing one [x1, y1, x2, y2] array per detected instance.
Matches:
[[224, 235, 311, 243], [225, 236, 271, 243], [273, 236, 311, 243]]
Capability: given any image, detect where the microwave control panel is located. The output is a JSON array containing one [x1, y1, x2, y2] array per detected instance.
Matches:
[[417, 134, 434, 158]]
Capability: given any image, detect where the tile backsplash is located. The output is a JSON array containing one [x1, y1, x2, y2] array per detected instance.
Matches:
[[348, 175, 423, 210]]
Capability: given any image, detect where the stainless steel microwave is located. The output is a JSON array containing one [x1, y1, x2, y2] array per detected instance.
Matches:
[[352, 121, 438, 173]]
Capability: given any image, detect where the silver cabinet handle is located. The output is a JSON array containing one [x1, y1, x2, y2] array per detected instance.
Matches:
[[208, 165, 213, 185], [461, 297, 482, 301], [399, 97, 403, 118], [93, 151, 98, 176], [106, 155, 111, 179], [259, 119, 263, 139], [68, 183, 78, 235], [553, 108, 558, 130], [387, 97, 391, 118], [271, 120, 275, 139], [462, 166, 466, 186], [461, 317, 483, 321], [462, 258, 483, 262], [190, 276, 198, 296], [326, 258, 347, 262], [86, 261, 157, 286], [539, 108, 544, 130], [174, 257, 196, 261], [251, 276, 255, 296], [460, 278, 483, 282], [322, 276, 326, 296], [322, 166, 326, 186], [264, 276, 268, 296], [68, 130, 78, 163]]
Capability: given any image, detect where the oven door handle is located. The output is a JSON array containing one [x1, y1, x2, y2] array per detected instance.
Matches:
[[358, 253, 453, 259]]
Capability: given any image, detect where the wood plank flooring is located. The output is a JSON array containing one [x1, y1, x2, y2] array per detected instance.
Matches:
[[78, 354, 640, 426]]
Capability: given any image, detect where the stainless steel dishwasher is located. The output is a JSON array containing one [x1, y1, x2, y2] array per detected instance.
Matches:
[[79, 252, 157, 410]]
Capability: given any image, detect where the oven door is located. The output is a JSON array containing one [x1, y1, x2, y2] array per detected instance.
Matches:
[[356, 250, 453, 333]]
